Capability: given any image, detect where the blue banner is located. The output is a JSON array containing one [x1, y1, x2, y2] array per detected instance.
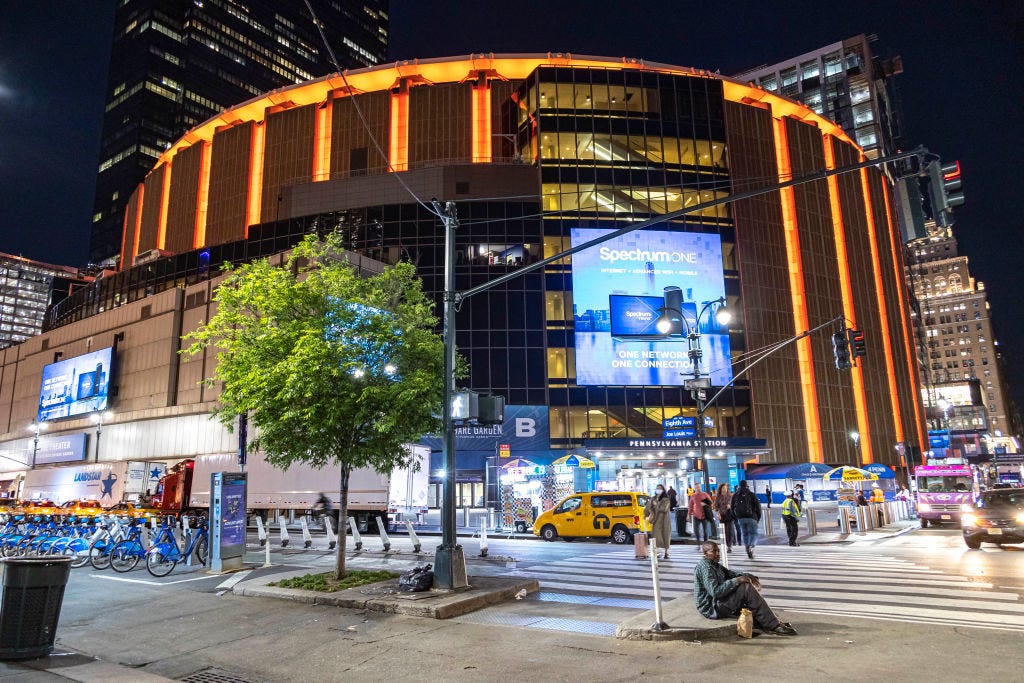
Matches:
[[420, 405, 549, 454], [34, 433, 88, 465], [663, 428, 696, 438], [570, 227, 732, 387]]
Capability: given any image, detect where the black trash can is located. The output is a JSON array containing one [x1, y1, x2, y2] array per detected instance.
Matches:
[[675, 508, 689, 537], [0, 556, 72, 660]]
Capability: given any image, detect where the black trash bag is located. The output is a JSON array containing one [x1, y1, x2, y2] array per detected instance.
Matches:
[[397, 564, 434, 592]]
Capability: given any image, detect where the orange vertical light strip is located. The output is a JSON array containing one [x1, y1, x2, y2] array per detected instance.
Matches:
[[471, 80, 492, 162], [312, 101, 332, 181], [772, 117, 823, 463], [119, 207, 131, 271], [882, 181, 927, 453], [131, 184, 145, 264], [823, 137, 872, 465], [156, 162, 172, 250], [245, 123, 265, 238], [859, 161, 906, 457], [193, 141, 212, 248], [389, 87, 408, 171]]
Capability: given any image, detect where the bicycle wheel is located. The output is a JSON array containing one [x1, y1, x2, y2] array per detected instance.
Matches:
[[193, 534, 209, 566], [63, 540, 91, 569], [110, 540, 141, 573], [146, 549, 177, 577], [89, 537, 113, 570]]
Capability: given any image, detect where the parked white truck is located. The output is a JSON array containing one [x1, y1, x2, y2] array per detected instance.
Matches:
[[20, 461, 168, 506], [177, 444, 429, 529]]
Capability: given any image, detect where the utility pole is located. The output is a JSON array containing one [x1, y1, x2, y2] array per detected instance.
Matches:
[[433, 199, 467, 590]]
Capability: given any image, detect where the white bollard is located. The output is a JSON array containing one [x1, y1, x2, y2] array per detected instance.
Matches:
[[376, 516, 391, 552], [300, 517, 313, 549], [479, 521, 488, 558], [279, 517, 290, 547], [348, 517, 363, 551], [324, 515, 337, 550], [648, 538, 667, 631], [255, 515, 267, 547], [718, 539, 728, 570], [405, 520, 421, 553]]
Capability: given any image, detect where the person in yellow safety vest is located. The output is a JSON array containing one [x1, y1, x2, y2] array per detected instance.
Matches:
[[871, 484, 885, 503], [781, 491, 801, 547]]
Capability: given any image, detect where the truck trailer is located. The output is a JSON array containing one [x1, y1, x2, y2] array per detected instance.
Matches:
[[20, 461, 167, 507]]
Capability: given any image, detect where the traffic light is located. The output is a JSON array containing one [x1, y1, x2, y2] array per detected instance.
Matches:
[[847, 328, 867, 361], [832, 331, 852, 370], [926, 159, 964, 227]]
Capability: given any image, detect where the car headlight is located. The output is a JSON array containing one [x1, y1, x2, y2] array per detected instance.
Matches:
[[961, 513, 979, 527], [1016, 512, 1024, 525], [918, 503, 931, 512]]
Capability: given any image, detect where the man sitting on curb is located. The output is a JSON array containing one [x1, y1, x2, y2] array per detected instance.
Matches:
[[693, 541, 797, 636]]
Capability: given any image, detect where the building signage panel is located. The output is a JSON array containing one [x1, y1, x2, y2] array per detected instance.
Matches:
[[586, 437, 767, 451], [663, 428, 696, 439], [37, 347, 115, 421], [34, 433, 88, 465], [570, 227, 732, 387], [420, 405, 549, 452]]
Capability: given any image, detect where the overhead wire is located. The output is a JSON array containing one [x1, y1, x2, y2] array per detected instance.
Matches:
[[302, 0, 442, 219]]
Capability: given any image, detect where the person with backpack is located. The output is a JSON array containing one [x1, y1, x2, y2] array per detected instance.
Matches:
[[714, 482, 737, 553], [781, 490, 801, 546], [731, 480, 762, 559], [688, 483, 714, 544]]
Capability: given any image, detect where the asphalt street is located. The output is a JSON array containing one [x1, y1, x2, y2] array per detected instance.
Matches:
[[33, 526, 1024, 681]]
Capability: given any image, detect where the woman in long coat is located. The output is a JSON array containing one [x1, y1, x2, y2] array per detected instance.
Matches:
[[644, 485, 673, 559]]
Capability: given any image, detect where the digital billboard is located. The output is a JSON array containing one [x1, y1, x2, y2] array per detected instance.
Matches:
[[570, 227, 732, 386], [37, 347, 114, 421]]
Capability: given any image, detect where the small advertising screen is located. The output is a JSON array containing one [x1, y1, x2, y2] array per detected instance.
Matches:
[[38, 347, 115, 421], [570, 227, 732, 386]]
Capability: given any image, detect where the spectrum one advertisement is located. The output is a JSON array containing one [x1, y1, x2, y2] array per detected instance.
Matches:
[[570, 227, 732, 386], [37, 347, 114, 421]]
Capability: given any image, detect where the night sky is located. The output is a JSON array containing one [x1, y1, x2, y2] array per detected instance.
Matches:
[[1, 1, 1022, 409]]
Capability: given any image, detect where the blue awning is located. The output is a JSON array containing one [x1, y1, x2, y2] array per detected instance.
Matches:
[[864, 463, 896, 479], [745, 462, 836, 480]]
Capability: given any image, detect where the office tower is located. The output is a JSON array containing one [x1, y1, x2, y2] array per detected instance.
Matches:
[[733, 34, 903, 158], [0, 253, 82, 348], [89, 0, 388, 265]]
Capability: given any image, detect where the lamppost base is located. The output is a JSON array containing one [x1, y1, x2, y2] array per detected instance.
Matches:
[[433, 544, 468, 590]]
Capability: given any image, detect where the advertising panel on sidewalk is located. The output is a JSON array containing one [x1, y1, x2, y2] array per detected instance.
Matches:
[[210, 471, 247, 572], [570, 227, 732, 386]]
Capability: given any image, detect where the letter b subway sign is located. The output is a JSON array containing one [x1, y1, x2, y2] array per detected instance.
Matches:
[[420, 405, 549, 452]]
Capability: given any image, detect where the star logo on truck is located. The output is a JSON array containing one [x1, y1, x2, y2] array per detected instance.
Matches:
[[150, 467, 162, 481], [100, 473, 117, 499]]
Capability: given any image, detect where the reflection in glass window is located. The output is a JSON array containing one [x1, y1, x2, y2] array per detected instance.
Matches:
[[545, 290, 573, 321], [541, 132, 725, 168], [850, 83, 871, 104], [855, 129, 877, 148], [546, 347, 575, 379], [542, 184, 729, 218], [537, 83, 659, 115], [781, 67, 798, 87], [760, 76, 777, 92]]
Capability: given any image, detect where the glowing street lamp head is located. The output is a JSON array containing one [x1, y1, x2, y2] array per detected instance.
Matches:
[[715, 303, 731, 326]]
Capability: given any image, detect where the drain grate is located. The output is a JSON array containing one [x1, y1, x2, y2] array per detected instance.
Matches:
[[180, 667, 265, 683]]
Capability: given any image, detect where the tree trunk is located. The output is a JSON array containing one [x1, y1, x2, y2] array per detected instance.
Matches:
[[335, 462, 350, 580]]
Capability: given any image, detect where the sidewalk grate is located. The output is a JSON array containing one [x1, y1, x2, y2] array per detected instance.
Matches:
[[180, 667, 265, 683]]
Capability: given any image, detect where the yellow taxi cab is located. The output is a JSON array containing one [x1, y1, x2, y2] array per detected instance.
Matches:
[[533, 491, 650, 544], [104, 501, 161, 520], [54, 499, 106, 517], [22, 499, 60, 516]]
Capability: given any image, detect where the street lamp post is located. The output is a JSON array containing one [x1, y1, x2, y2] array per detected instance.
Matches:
[[27, 422, 47, 469], [91, 411, 113, 463], [656, 292, 730, 492]]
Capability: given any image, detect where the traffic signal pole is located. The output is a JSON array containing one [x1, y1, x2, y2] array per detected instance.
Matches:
[[432, 147, 923, 590]]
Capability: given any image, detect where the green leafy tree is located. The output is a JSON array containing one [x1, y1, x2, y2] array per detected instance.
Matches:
[[184, 234, 445, 578]]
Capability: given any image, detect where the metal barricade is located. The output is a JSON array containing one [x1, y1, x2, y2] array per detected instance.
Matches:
[[839, 507, 852, 534], [761, 509, 775, 537], [806, 507, 818, 536]]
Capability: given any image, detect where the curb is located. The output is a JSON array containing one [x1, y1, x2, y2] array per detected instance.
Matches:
[[615, 620, 736, 642], [235, 574, 539, 619]]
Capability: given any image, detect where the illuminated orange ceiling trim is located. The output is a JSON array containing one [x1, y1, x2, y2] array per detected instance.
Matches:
[[823, 136, 872, 465], [193, 141, 211, 248], [245, 123, 265, 237], [859, 160, 905, 458], [119, 203, 131, 270], [131, 184, 145, 264], [773, 117, 823, 463], [156, 162, 172, 250], [882, 180, 927, 453], [389, 86, 409, 171], [313, 101, 332, 181], [151, 54, 855, 169], [471, 76, 492, 163]]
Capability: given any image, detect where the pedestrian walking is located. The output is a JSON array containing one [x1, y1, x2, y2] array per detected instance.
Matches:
[[794, 484, 805, 508], [644, 485, 673, 560], [731, 480, 762, 559], [781, 490, 801, 546], [667, 486, 678, 511], [764, 484, 773, 509], [688, 484, 714, 544], [715, 483, 737, 553]]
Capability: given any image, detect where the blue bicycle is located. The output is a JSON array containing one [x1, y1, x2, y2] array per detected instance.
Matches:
[[146, 516, 209, 577]]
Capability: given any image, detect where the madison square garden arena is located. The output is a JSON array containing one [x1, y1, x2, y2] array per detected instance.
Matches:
[[1, 54, 924, 524]]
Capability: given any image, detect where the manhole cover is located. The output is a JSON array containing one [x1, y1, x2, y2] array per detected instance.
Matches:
[[179, 667, 265, 683]]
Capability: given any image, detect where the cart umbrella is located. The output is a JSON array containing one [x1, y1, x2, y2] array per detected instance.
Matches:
[[822, 466, 880, 482], [551, 454, 596, 469]]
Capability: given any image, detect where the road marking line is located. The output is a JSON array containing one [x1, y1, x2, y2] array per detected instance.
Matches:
[[215, 569, 253, 590], [90, 573, 216, 586]]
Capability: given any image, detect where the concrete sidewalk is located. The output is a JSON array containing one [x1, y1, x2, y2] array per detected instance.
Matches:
[[1, 649, 174, 682]]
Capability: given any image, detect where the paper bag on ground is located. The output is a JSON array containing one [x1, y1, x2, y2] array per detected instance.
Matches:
[[737, 608, 754, 638]]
